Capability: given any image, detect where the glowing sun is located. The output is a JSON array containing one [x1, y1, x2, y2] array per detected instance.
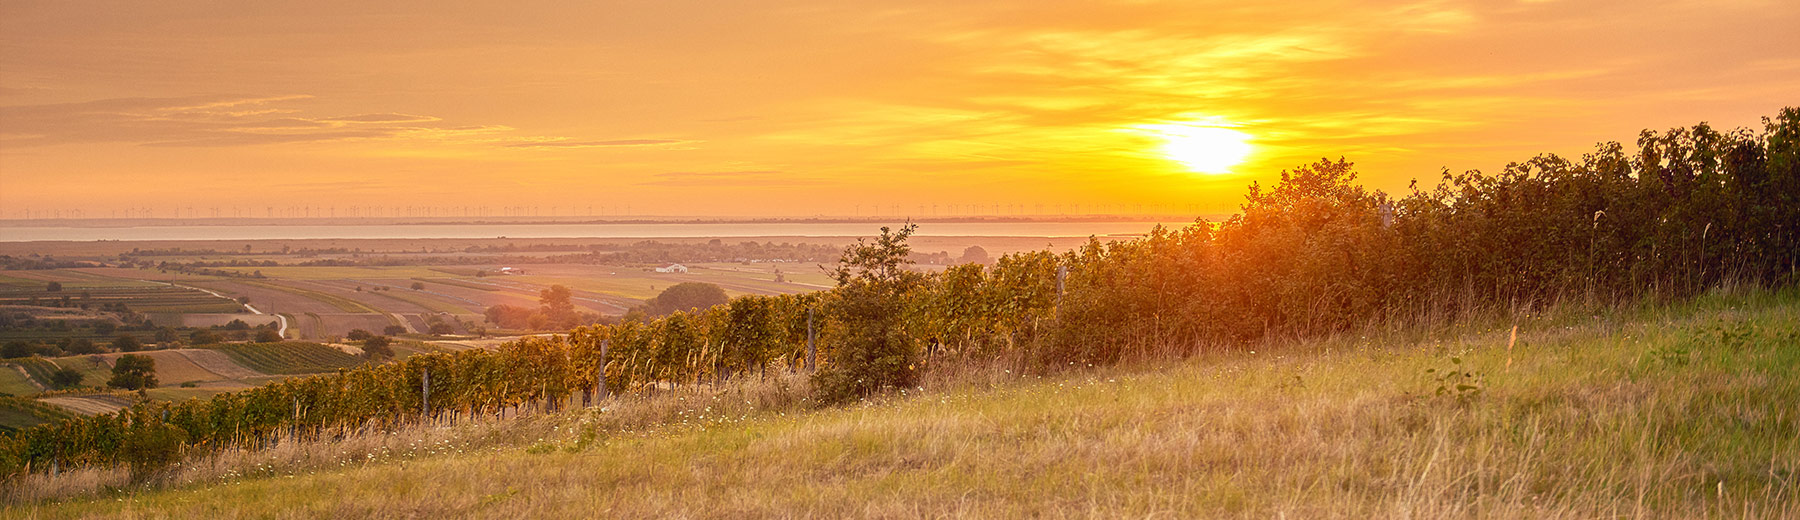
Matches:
[[1142, 123, 1253, 174]]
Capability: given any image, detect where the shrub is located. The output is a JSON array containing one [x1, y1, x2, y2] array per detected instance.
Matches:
[[346, 329, 374, 341], [122, 422, 187, 482], [254, 329, 283, 343], [48, 367, 83, 389], [363, 336, 395, 359]]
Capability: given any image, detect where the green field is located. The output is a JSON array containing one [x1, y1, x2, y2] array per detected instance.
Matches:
[[0, 396, 76, 432], [207, 342, 364, 375], [15, 287, 1797, 517], [0, 365, 43, 396]]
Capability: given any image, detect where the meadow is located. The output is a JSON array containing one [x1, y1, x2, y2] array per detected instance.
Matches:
[[7, 283, 1794, 517]]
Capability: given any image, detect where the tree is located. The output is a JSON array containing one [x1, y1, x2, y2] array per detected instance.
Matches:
[[49, 367, 83, 389], [1, 341, 32, 359], [254, 329, 283, 342], [813, 224, 924, 404], [65, 338, 101, 355], [45, 281, 61, 292], [153, 327, 179, 344], [363, 336, 395, 359], [223, 319, 251, 330], [189, 329, 223, 345], [411, 282, 425, 290], [346, 329, 374, 341], [108, 354, 158, 390], [539, 285, 575, 320], [428, 322, 455, 335], [111, 334, 143, 352], [643, 282, 728, 316], [383, 325, 407, 336], [960, 245, 990, 264]]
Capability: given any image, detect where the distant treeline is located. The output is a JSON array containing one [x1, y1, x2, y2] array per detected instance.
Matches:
[[4, 108, 1796, 481], [125, 240, 846, 270]]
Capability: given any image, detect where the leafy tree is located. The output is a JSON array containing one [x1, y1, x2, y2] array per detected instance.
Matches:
[[153, 327, 179, 344], [643, 282, 728, 316], [1, 341, 32, 359], [813, 223, 923, 405], [363, 336, 395, 359], [223, 319, 251, 331], [189, 329, 223, 345], [539, 284, 576, 324], [48, 367, 83, 389], [346, 329, 374, 341], [960, 245, 990, 264], [383, 325, 407, 336], [411, 282, 425, 290], [108, 354, 158, 390], [44, 281, 61, 292], [254, 329, 283, 343], [428, 322, 455, 335], [111, 334, 143, 352], [65, 338, 101, 355]]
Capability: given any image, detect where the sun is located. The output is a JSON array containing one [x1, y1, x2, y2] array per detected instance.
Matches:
[[1140, 123, 1253, 174]]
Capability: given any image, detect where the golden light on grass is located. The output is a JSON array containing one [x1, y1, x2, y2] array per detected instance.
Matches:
[[1138, 122, 1254, 175]]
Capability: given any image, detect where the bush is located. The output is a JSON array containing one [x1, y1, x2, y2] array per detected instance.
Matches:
[[189, 329, 223, 345], [383, 325, 407, 336], [122, 422, 187, 482], [111, 334, 143, 352], [363, 336, 395, 359], [48, 367, 83, 389], [812, 224, 923, 405], [428, 322, 455, 335], [346, 329, 374, 341], [254, 329, 283, 343]]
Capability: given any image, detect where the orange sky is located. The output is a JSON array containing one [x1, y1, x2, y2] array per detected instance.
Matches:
[[2, 0, 1796, 219]]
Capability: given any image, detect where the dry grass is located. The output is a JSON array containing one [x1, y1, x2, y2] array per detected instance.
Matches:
[[6, 285, 1798, 518]]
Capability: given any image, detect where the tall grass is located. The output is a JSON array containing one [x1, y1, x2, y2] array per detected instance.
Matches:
[[9, 284, 1796, 517]]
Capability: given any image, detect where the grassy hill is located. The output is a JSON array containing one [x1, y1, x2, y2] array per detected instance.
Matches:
[[9, 286, 1798, 517]]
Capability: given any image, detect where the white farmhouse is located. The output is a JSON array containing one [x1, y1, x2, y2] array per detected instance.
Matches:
[[654, 263, 689, 274]]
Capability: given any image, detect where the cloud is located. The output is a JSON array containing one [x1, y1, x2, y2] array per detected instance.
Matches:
[[504, 139, 691, 148], [0, 95, 615, 149], [318, 113, 441, 123]]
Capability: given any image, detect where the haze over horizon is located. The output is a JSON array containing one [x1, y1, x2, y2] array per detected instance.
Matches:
[[3, 0, 1797, 218]]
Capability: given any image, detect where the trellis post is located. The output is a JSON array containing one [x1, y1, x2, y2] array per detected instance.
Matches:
[[805, 306, 816, 372], [596, 339, 610, 402], [421, 368, 431, 420]]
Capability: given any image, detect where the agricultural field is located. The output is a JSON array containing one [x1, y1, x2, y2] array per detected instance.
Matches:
[[207, 342, 365, 375]]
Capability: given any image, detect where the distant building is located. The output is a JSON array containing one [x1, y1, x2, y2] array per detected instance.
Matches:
[[498, 267, 525, 275], [654, 263, 689, 274]]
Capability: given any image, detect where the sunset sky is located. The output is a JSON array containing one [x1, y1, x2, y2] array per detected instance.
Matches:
[[2, 0, 1796, 219]]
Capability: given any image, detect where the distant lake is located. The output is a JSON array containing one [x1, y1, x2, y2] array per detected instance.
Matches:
[[0, 221, 1190, 242]]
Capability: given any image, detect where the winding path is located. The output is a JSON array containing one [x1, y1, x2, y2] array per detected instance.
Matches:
[[167, 282, 289, 338]]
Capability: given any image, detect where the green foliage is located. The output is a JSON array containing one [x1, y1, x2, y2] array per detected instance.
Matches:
[[108, 354, 158, 390], [254, 329, 284, 343], [111, 334, 143, 352], [189, 329, 223, 345], [813, 224, 923, 405], [364, 336, 395, 359], [1422, 357, 1483, 404], [121, 422, 186, 482], [48, 367, 83, 389], [346, 329, 374, 341], [643, 283, 729, 317]]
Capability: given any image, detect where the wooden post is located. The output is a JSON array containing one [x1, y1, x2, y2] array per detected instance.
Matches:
[[806, 307, 816, 372], [421, 368, 431, 419], [1056, 265, 1067, 318]]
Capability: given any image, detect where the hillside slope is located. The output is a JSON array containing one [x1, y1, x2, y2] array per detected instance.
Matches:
[[14, 287, 1799, 518]]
